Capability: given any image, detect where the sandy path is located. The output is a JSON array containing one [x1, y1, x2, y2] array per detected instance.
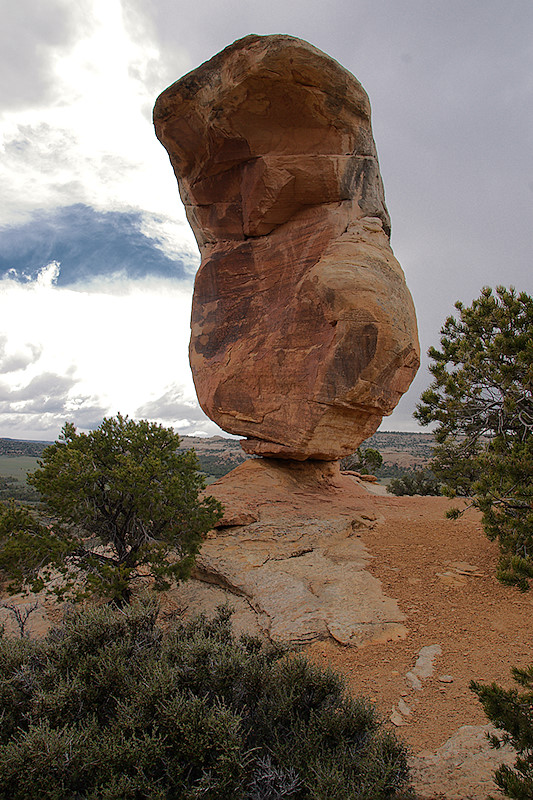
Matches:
[[306, 493, 533, 753]]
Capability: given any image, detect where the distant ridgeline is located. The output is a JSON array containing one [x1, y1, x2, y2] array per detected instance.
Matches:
[[363, 431, 435, 460], [178, 431, 435, 479], [0, 438, 50, 457], [177, 436, 248, 480], [0, 431, 435, 484]]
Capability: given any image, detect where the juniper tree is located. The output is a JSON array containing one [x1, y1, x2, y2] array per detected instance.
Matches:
[[340, 447, 383, 474], [11, 414, 223, 603], [415, 286, 533, 589]]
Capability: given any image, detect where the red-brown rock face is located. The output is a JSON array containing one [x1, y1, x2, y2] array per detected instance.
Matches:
[[154, 34, 419, 459]]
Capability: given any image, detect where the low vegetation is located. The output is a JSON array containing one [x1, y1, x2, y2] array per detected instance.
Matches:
[[386, 469, 441, 497], [0, 602, 411, 800], [0, 476, 39, 503], [1, 415, 223, 604], [340, 447, 383, 474]]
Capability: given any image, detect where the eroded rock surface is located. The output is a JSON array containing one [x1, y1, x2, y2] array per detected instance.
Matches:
[[167, 459, 407, 646], [409, 725, 515, 800], [154, 34, 419, 460]]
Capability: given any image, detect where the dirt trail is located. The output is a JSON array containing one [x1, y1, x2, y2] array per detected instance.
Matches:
[[306, 493, 533, 753]]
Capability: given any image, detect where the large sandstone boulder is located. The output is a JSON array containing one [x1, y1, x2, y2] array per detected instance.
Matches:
[[409, 725, 515, 800], [154, 34, 419, 459]]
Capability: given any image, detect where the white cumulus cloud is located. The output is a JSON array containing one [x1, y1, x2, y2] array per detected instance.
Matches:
[[0, 263, 222, 439]]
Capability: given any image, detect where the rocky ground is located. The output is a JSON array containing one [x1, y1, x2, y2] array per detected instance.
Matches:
[[304, 489, 526, 799], [305, 491, 530, 752], [2, 460, 529, 799], [167, 460, 527, 799]]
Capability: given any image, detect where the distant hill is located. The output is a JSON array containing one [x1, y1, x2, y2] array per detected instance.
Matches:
[[0, 438, 50, 457], [179, 431, 435, 478], [178, 435, 248, 479], [0, 430, 435, 485], [363, 431, 435, 468]]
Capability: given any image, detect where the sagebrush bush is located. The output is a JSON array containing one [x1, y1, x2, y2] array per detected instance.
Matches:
[[0, 602, 411, 800]]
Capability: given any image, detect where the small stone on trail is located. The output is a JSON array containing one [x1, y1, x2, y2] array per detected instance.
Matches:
[[398, 698, 412, 716], [406, 671, 423, 691], [439, 675, 454, 683], [390, 709, 408, 727], [412, 644, 441, 679]]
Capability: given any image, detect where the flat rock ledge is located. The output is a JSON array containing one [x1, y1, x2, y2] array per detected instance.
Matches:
[[168, 458, 406, 646], [409, 724, 516, 800]]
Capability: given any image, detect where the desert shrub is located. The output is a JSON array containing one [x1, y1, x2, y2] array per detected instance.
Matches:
[[0, 602, 411, 800], [341, 447, 383, 475], [472, 664, 533, 799], [387, 469, 441, 496], [0, 477, 39, 503]]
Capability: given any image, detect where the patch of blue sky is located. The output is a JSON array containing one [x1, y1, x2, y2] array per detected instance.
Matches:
[[0, 204, 196, 288]]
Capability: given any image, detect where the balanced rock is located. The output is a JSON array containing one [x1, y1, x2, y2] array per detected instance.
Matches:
[[154, 34, 419, 460]]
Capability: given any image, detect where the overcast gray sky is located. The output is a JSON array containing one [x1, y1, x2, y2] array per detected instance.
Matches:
[[0, 0, 532, 440]]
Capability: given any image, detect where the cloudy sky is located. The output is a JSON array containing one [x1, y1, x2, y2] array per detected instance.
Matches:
[[1, 0, 532, 442]]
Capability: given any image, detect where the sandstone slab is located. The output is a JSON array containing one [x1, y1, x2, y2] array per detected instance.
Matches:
[[168, 458, 406, 646], [193, 515, 406, 645], [154, 34, 419, 460], [409, 725, 515, 800]]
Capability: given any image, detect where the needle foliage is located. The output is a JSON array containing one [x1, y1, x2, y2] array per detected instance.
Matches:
[[1, 414, 223, 603], [415, 287, 533, 589]]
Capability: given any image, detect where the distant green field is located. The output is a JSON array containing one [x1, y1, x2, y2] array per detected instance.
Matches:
[[0, 456, 40, 482]]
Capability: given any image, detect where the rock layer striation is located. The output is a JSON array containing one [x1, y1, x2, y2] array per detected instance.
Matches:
[[154, 34, 419, 459]]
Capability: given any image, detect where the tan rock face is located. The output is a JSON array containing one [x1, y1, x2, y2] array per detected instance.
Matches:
[[168, 458, 407, 647], [154, 34, 419, 459]]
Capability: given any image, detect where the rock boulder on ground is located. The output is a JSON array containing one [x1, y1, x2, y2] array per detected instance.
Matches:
[[154, 34, 419, 460]]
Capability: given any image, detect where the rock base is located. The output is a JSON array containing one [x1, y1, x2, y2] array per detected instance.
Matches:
[[168, 458, 407, 646]]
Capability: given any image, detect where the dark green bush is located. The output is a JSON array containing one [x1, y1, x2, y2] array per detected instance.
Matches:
[[340, 448, 383, 475], [386, 469, 441, 497], [0, 602, 411, 800]]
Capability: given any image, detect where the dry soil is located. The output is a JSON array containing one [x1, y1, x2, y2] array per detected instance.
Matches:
[[305, 493, 533, 753]]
